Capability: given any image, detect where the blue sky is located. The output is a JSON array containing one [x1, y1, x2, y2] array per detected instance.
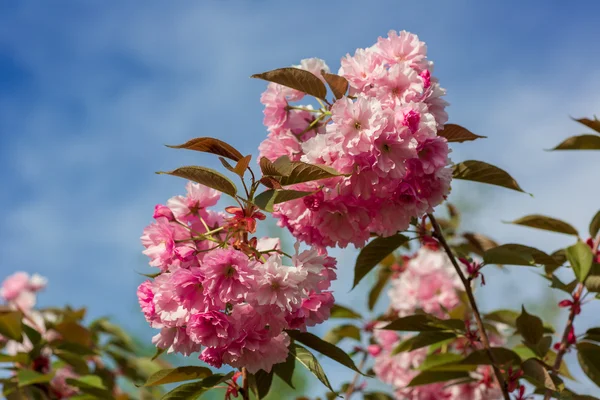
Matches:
[[2, 0, 600, 396]]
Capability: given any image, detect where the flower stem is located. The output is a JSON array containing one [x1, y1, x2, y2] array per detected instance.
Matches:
[[543, 283, 584, 400], [543, 234, 598, 400], [343, 351, 368, 399], [427, 213, 511, 400], [242, 367, 250, 400]]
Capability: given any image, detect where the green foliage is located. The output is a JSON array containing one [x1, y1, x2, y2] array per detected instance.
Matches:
[[566, 241, 594, 282], [0, 311, 23, 342], [509, 214, 578, 236], [353, 234, 409, 287], [254, 189, 313, 212], [157, 166, 238, 197]]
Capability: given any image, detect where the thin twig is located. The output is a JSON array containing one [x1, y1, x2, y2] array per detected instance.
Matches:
[[343, 351, 369, 399], [428, 213, 510, 400], [241, 367, 249, 400], [543, 234, 599, 400]]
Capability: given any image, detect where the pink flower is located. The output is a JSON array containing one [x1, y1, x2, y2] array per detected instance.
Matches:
[[167, 182, 220, 224], [329, 96, 387, 155], [417, 137, 450, 174], [50, 367, 79, 398], [388, 248, 461, 317], [187, 311, 233, 347], [141, 217, 193, 271], [200, 249, 254, 307], [1, 272, 46, 311], [339, 47, 385, 95], [249, 255, 306, 312], [152, 326, 201, 357], [375, 30, 428, 69], [153, 204, 174, 221], [301, 291, 335, 327], [200, 346, 225, 369], [137, 280, 159, 327]]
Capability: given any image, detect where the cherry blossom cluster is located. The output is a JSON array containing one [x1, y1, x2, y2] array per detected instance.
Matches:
[[137, 182, 337, 373], [369, 324, 502, 399], [0, 272, 81, 398], [258, 30, 452, 248], [366, 247, 503, 399]]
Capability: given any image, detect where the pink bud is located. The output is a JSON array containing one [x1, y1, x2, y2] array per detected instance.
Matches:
[[153, 204, 174, 221], [367, 344, 382, 357]]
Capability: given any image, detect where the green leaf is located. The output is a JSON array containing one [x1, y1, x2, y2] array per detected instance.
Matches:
[[527, 335, 552, 358], [290, 344, 334, 392], [272, 156, 341, 186], [585, 264, 600, 292], [17, 370, 53, 387], [577, 342, 600, 388], [483, 244, 559, 267], [368, 267, 392, 310], [438, 124, 486, 143], [363, 392, 395, 400], [462, 232, 499, 256], [324, 325, 361, 345], [544, 350, 576, 380], [590, 210, 600, 238], [460, 347, 521, 366], [166, 137, 243, 162], [0, 352, 28, 364], [286, 330, 364, 375], [160, 373, 233, 400], [452, 160, 526, 193], [566, 241, 594, 283], [321, 71, 348, 99], [517, 306, 544, 345], [391, 332, 456, 355], [272, 351, 295, 389], [522, 358, 557, 391], [157, 166, 237, 197], [353, 234, 409, 288], [417, 353, 464, 371], [55, 350, 90, 375], [551, 135, 600, 150], [54, 322, 92, 347], [408, 370, 469, 387], [383, 314, 465, 333], [253, 189, 313, 212], [66, 375, 113, 399], [484, 309, 520, 327], [0, 312, 23, 342], [549, 275, 578, 294], [252, 369, 273, 399], [144, 366, 213, 387], [21, 324, 41, 347], [251, 67, 327, 100], [508, 214, 578, 236], [90, 318, 135, 352], [329, 305, 362, 320]]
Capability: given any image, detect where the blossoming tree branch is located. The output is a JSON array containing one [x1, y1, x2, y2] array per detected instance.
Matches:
[[2, 30, 600, 400]]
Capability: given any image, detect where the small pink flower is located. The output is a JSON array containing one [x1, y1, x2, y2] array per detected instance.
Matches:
[[167, 182, 220, 223], [200, 249, 254, 307], [187, 311, 233, 347], [50, 367, 79, 398], [137, 280, 159, 327]]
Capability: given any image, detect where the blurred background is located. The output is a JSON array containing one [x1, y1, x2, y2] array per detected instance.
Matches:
[[1, 0, 600, 397]]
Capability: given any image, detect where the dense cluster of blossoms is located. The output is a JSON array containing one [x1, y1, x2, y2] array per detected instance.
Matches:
[[0, 272, 82, 398], [258, 30, 452, 248], [137, 182, 337, 373], [368, 247, 503, 399]]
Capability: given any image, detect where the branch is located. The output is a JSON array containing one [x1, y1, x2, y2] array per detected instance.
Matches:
[[544, 234, 598, 400], [428, 213, 511, 400], [241, 367, 250, 400], [344, 351, 369, 399]]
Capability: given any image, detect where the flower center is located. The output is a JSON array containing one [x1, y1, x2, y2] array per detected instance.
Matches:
[[224, 266, 236, 278]]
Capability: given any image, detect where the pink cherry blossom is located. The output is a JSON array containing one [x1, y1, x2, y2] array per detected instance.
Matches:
[[187, 311, 233, 347], [388, 247, 461, 317], [167, 182, 220, 224], [200, 248, 254, 307]]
